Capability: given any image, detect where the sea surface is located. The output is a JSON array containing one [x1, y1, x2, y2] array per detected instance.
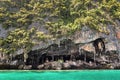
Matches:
[[0, 70, 120, 80]]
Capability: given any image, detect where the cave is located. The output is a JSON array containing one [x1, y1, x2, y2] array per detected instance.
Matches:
[[93, 38, 105, 56]]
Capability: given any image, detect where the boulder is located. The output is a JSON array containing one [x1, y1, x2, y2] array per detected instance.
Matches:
[[62, 61, 71, 69], [23, 65, 32, 70], [37, 64, 44, 69]]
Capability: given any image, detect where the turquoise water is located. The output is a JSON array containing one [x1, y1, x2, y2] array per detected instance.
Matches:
[[0, 70, 120, 80]]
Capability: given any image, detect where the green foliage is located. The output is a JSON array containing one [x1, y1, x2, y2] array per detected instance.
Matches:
[[0, 0, 119, 32], [0, 0, 119, 55], [0, 28, 51, 55]]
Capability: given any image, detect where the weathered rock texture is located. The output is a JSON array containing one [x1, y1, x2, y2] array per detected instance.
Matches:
[[0, 22, 120, 70]]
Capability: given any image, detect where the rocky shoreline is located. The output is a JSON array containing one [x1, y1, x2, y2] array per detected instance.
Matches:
[[0, 60, 120, 70], [0, 54, 120, 70]]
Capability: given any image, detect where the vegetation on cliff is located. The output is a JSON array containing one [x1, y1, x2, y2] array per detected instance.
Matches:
[[0, 0, 120, 59]]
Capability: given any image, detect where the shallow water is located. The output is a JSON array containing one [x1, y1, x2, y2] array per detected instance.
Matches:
[[0, 70, 120, 80]]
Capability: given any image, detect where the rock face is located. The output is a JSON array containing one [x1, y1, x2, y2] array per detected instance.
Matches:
[[116, 29, 120, 39], [71, 26, 105, 44], [0, 23, 119, 51], [0, 24, 15, 38], [7, 35, 119, 70], [0, 22, 120, 69], [73, 26, 120, 54]]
